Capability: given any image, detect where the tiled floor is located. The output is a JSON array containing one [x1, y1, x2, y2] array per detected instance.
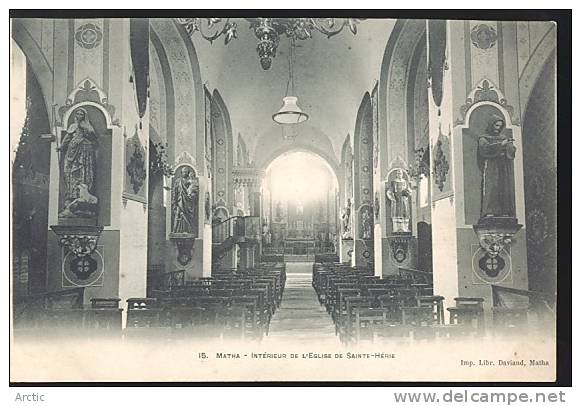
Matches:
[[267, 263, 338, 343]]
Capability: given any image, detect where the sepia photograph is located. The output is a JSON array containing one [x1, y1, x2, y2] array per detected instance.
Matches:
[[8, 9, 569, 384]]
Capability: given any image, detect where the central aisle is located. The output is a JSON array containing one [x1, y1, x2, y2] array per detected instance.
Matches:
[[266, 263, 338, 343]]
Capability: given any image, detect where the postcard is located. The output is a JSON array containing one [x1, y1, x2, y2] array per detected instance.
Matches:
[[10, 12, 562, 383]]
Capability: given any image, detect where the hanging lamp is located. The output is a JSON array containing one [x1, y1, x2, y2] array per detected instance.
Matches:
[[273, 38, 309, 125]]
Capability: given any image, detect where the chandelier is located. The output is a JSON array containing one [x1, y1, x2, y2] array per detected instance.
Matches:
[[176, 17, 364, 70], [273, 38, 308, 126]]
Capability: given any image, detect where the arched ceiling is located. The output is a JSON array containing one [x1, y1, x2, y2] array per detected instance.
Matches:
[[190, 18, 396, 161]]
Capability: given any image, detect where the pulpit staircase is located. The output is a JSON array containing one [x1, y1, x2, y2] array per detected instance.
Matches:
[[212, 215, 260, 269]]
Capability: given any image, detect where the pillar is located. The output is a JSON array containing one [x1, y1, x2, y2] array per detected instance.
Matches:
[[233, 167, 264, 269], [339, 134, 354, 264], [428, 20, 528, 316], [45, 19, 149, 314], [352, 93, 374, 268], [375, 20, 427, 278]]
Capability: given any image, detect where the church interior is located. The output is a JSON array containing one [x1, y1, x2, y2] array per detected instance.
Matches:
[[11, 16, 557, 355]]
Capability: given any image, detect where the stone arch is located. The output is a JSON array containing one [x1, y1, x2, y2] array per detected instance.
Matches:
[[150, 27, 176, 157], [11, 35, 52, 294], [11, 19, 53, 122], [254, 124, 340, 182], [150, 19, 206, 242], [353, 92, 373, 241], [258, 144, 340, 185], [340, 133, 353, 210], [353, 92, 373, 197], [519, 26, 556, 116], [174, 20, 206, 171], [522, 52, 556, 296], [211, 89, 234, 208], [378, 19, 426, 174], [374, 20, 426, 272], [149, 19, 204, 173]]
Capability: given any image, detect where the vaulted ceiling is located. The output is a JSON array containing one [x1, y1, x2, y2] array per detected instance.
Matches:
[[190, 18, 396, 162]]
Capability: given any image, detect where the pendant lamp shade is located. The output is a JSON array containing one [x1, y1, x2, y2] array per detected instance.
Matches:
[[272, 96, 309, 124], [273, 38, 308, 126]]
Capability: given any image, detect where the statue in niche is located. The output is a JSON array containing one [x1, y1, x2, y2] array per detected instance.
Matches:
[[171, 166, 199, 234], [341, 198, 352, 239], [386, 169, 412, 233], [477, 114, 516, 219], [360, 207, 372, 240], [59, 108, 98, 218]]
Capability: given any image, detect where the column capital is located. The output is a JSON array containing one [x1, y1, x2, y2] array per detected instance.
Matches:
[[233, 167, 265, 188]]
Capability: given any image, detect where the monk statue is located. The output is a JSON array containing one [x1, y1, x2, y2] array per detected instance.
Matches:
[[171, 167, 199, 234], [477, 114, 516, 219], [386, 169, 412, 233], [59, 108, 98, 218]]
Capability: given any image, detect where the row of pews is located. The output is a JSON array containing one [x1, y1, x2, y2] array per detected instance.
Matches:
[[313, 262, 487, 343], [13, 262, 285, 341], [125, 262, 286, 340], [13, 288, 123, 337]]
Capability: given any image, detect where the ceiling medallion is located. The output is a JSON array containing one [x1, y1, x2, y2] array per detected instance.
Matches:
[[176, 17, 364, 70]]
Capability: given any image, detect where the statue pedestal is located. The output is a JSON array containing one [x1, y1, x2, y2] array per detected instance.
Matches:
[[57, 217, 98, 227], [473, 217, 522, 258], [353, 238, 374, 269], [46, 223, 110, 305], [169, 233, 198, 279], [339, 238, 354, 264], [380, 234, 417, 276]]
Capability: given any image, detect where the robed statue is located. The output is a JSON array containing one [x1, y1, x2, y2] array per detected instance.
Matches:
[[477, 114, 516, 219], [341, 198, 352, 239], [360, 207, 372, 240], [59, 108, 98, 218], [386, 169, 412, 233], [171, 167, 199, 234]]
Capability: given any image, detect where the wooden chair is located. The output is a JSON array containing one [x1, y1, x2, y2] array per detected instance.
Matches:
[[86, 298, 123, 332], [447, 297, 485, 334], [126, 298, 161, 329], [417, 295, 445, 325]]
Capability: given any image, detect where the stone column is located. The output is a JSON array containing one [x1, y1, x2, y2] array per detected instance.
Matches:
[[374, 20, 427, 278], [339, 135, 354, 264], [352, 93, 374, 268], [428, 20, 528, 317], [233, 167, 264, 269]]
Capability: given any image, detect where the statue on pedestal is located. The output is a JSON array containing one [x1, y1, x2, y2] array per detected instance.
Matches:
[[171, 166, 199, 234], [59, 108, 98, 218], [386, 169, 412, 233], [477, 114, 516, 219], [360, 207, 372, 240], [341, 198, 352, 239]]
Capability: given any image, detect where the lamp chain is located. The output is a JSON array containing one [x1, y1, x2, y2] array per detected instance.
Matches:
[[284, 38, 296, 97], [290, 38, 295, 95]]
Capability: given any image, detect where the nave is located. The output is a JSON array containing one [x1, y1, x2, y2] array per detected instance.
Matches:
[[10, 16, 558, 382], [267, 263, 337, 343]]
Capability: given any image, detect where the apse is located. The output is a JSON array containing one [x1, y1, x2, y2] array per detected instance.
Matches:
[[265, 151, 337, 204]]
